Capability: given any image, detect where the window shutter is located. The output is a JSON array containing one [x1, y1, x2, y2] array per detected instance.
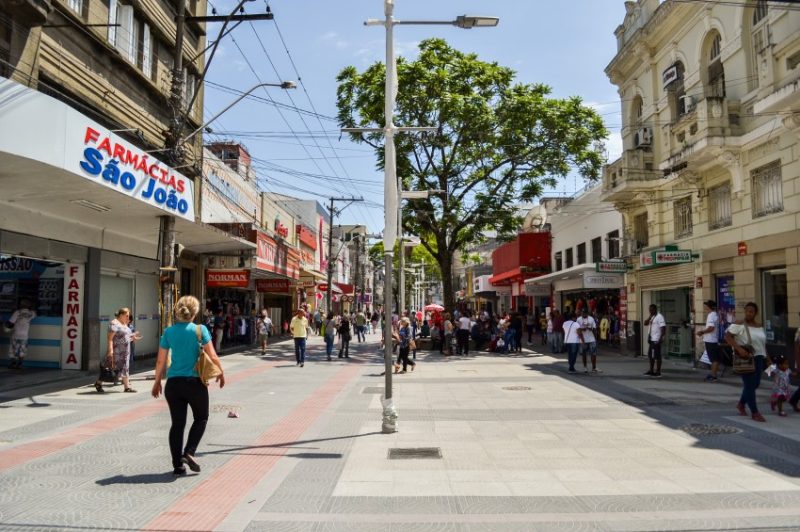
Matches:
[[142, 23, 152, 78], [108, 0, 117, 45], [115, 5, 134, 63]]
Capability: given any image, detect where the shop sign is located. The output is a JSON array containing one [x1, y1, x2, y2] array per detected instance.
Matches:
[[256, 232, 297, 278], [297, 224, 317, 250], [256, 278, 290, 293], [78, 127, 195, 220], [318, 283, 329, 292], [662, 64, 679, 88], [206, 269, 250, 288], [738, 241, 747, 256], [360, 293, 372, 303], [0, 256, 34, 273], [596, 260, 627, 273], [273, 217, 289, 238], [61, 264, 84, 370], [654, 250, 692, 265], [297, 280, 316, 288], [695, 276, 703, 288], [583, 272, 623, 289], [640, 248, 693, 269], [524, 282, 550, 296], [473, 275, 494, 293]]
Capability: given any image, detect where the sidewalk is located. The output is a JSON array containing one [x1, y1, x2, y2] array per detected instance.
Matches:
[[1, 332, 799, 531]]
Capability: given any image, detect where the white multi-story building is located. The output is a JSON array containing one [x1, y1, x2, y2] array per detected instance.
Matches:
[[603, 0, 800, 359], [525, 186, 625, 326]]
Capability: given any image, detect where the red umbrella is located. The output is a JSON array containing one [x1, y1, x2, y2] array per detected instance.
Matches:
[[424, 304, 444, 312]]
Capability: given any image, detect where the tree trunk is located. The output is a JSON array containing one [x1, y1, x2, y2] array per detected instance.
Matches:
[[440, 250, 455, 312]]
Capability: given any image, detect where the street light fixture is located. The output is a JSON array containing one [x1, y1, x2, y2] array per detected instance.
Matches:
[[180, 81, 296, 144], [348, 0, 498, 434]]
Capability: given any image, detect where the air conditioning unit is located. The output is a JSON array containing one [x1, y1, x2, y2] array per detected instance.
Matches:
[[634, 127, 652, 148]]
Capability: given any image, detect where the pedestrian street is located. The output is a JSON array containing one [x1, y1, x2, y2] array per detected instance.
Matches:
[[1, 334, 800, 531]]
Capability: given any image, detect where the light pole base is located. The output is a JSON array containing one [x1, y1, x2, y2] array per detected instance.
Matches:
[[381, 396, 397, 433]]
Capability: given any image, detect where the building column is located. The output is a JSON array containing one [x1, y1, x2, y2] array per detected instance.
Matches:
[[84, 247, 101, 371]]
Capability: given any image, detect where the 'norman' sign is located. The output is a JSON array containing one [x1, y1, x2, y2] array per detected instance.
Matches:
[[206, 269, 250, 288]]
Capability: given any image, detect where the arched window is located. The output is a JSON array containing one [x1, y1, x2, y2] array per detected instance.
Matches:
[[631, 95, 643, 127], [706, 32, 725, 97]]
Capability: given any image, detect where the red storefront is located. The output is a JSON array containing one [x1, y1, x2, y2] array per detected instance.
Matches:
[[489, 232, 551, 313]]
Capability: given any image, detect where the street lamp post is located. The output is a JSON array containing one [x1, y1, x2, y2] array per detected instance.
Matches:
[[347, 1, 498, 434]]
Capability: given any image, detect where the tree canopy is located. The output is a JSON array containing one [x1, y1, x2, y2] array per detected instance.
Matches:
[[337, 38, 607, 310]]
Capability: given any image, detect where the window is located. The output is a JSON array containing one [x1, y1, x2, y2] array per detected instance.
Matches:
[[607, 230, 620, 259], [708, 182, 732, 230], [591, 237, 602, 263], [114, 4, 137, 64], [707, 32, 725, 97], [634, 214, 648, 250], [751, 160, 783, 217], [753, 0, 768, 26], [634, 96, 643, 124], [554, 251, 563, 272], [674, 197, 693, 239], [142, 23, 153, 79], [762, 269, 787, 346], [667, 62, 689, 119], [67, 0, 84, 16], [108, 0, 117, 45], [565, 248, 574, 269], [577, 243, 587, 265]]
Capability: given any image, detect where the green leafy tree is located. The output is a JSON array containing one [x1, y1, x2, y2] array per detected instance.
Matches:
[[338, 39, 607, 311], [369, 241, 440, 310]]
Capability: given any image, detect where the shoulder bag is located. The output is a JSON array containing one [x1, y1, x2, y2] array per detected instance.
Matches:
[[732, 324, 756, 375], [194, 326, 222, 385]]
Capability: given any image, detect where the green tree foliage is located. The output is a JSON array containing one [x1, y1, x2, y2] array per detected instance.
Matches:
[[338, 39, 607, 310]]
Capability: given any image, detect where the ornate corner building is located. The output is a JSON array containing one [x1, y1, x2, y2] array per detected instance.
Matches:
[[602, 0, 800, 359]]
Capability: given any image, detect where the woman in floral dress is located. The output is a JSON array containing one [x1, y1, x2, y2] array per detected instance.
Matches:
[[95, 307, 141, 393]]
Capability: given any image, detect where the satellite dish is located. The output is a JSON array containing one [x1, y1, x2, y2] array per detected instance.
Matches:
[[530, 214, 544, 228]]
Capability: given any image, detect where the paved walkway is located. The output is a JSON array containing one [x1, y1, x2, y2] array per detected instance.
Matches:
[[1, 332, 800, 531]]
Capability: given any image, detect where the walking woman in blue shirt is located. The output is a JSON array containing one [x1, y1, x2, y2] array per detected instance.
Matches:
[[152, 296, 225, 475]]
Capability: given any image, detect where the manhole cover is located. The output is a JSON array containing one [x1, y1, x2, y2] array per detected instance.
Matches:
[[362, 387, 384, 394], [211, 404, 242, 413], [388, 447, 442, 460], [680, 423, 743, 436], [502, 386, 532, 391]]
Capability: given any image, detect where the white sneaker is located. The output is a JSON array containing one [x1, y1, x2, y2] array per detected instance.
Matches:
[[583, 366, 589, 373]]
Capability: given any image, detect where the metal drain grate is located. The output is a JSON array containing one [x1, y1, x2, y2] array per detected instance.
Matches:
[[680, 423, 743, 436], [362, 387, 384, 394], [211, 404, 242, 413], [388, 447, 442, 460], [502, 386, 532, 391]]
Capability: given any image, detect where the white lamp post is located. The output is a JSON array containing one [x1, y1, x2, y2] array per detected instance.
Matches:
[[347, 1, 498, 434]]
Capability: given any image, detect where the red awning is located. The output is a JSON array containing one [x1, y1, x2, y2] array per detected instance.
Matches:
[[334, 282, 354, 295], [489, 267, 525, 286]]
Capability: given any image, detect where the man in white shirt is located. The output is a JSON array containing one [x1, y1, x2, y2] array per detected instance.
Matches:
[[696, 300, 720, 382], [563, 312, 582, 373], [578, 308, 601, 374], [6, 300, 36, 370], [644, 304, 667, 378], [456, 311, 472, 355]]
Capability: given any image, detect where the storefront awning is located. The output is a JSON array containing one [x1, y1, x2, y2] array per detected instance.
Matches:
[[525, 264, 623, 290], [489, 267, 525, 286], [0, 77, 255, 257], [334, 282, 354, 295]]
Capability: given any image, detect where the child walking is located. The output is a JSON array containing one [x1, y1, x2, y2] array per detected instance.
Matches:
[[770, 355, 791, 417]]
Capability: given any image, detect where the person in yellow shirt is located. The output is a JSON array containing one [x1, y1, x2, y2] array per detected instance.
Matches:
[[600, 314, 610, 345], [290, 309, 309, 367]]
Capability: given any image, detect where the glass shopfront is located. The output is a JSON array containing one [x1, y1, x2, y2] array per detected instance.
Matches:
[[0, 254, 65, 368], [762, 268, 789, 357]]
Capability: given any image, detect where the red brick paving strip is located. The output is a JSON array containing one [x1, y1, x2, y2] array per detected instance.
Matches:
[[143, 364, 361, 532], [0, 362, 278, 472]]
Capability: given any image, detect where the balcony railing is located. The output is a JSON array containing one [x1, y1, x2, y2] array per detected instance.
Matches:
[[661, 96, 741, 170], [601, 148, 660, 202]]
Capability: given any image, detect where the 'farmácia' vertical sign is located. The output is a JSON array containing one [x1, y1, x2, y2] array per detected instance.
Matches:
[[61, 263, 84, 370]]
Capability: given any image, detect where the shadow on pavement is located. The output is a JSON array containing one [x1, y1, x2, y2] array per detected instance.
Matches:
[[96, 472, 179, 485], [521, 348, 800, 479], [203, 431, 383, 456]]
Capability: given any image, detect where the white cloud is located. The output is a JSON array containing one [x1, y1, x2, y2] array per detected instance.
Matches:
[[605, 131, 623, 163]]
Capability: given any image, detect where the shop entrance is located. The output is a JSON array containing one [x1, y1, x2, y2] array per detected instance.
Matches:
[[0, 254, 65, 368], [643, 287, 694, 359], [762, 268, 789, 359]]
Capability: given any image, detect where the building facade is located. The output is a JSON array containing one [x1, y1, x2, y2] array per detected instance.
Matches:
[[0, 0, 227, 370], [603, 0, 800, 359]]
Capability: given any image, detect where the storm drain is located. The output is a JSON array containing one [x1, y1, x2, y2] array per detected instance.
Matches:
[[211, 403, 242, 413], [680, 423, 743, 436], [502, 386, 532, 391], [388, 447, 442, 460], [362, 387, 384, 394]]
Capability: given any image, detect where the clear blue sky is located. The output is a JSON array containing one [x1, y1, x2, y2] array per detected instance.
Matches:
[[201, 0, 625, 233]]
